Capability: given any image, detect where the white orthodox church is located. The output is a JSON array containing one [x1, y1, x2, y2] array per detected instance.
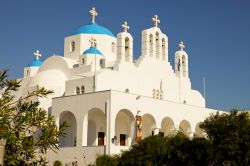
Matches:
[[14, 8, 221, 165]]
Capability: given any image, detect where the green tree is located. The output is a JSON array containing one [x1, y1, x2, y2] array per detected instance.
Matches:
[[119, 135, 168, 165], [96, 154, 119, 166], [96, 110, 250, 166], [200, 110, 250, 166], [118, 133, 209, 166], [0, 70, 67, 165]]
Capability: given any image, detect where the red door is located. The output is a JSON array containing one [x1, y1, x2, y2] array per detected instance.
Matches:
[[120, 134, 126, 146], [98, 132, 105, 146]]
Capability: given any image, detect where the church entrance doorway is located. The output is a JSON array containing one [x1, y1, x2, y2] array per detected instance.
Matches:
[[120, 134, 126, 146], [59, 111, 77, 147], [87, 108, 106, 146], [141, 114, 156, 139], [98, 132, 105, 146]]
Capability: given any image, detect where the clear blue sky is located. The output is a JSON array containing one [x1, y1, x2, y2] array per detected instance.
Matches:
[[0, 0, 250, 111]]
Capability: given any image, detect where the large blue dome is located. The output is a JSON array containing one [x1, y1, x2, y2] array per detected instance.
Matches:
[[73, 23, 115, 37]]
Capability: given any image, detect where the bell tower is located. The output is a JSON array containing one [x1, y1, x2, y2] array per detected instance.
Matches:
[[117, 21, 133, 62], [141, 15, 168, 61], [175, 41, 189, 78]]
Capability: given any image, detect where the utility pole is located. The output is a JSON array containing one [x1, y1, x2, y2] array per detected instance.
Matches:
[[203, 77, 206, 100]]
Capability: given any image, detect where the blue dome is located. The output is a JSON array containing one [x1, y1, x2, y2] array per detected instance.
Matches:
[[27, 59, 42, 67], [73, 23, 115, 37], [83, 47, 103, 55]]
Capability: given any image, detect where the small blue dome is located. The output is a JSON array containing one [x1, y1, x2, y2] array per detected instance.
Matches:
[[27, 59, 42, 67], [83, 47, 103, 55], [73, 23, 114, 37]]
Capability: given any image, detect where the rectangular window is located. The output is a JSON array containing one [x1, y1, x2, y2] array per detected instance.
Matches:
[[70, 41, 76, 52], [159, 132, 164, 137]]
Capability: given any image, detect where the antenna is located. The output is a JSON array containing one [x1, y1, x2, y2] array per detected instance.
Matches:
[[203, 77, 206, 100]]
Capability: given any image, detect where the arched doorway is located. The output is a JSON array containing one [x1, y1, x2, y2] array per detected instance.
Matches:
[[141, 114, 156, 139], [87, 108, 106, 146], [161, 117, 175, 136], [59, 111, 77, 147], [179, 120, 192, 137], [115, 109, 134, 146]]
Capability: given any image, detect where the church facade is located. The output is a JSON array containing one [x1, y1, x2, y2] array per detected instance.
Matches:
[[16, 8, 220, 165]]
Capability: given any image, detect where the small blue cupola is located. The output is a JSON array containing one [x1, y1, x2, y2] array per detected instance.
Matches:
[[83, 47, 103, 55], [83, 37, 103, 55], [27, 59, 42, 67], [79, 37, 104, 67], [27, 50, 42, 67]]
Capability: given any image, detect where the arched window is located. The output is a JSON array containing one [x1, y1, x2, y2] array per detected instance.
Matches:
[[149, 34, 153, 56], [100, 59, 105, 68], [125, 37, 129, 61], [81, 86, 85, 94], [70, 41, 76, 52], [26, 69, 29, 76], [111, 42, 116, 53], [76, 87, 80, 95], [156, 32, 160, 58], [182, 55, 187, 76], [162, 38, 166, 60], [82, 58, 85, 65], [182, 55, 185, 63]]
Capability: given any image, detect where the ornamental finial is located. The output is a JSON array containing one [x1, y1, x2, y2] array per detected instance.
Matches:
[[179, 41, 185, 51], [34, 50, 41, 60], [89, 7, 98, 23], [122, 21, 130, 32], [152, 15, 160, 27], [89, 37, 97, 47]]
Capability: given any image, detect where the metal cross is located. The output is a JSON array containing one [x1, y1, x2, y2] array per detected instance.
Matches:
[[152, 15, 160, 27], [179, 41, 185, 51], [89, 37, 97, 47], [34, 50, 41, 60], [122, 21, 130, 32], [89, 7, 98, 23]]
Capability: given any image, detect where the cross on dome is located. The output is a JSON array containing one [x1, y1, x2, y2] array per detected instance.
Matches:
[[179, 41, 185, 51], [89, 37, 97, 47], [122, 21, 130, 32], [152, 15, 160, 27], [89, 7, 98, 23], [34, 50, 41, 60]]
